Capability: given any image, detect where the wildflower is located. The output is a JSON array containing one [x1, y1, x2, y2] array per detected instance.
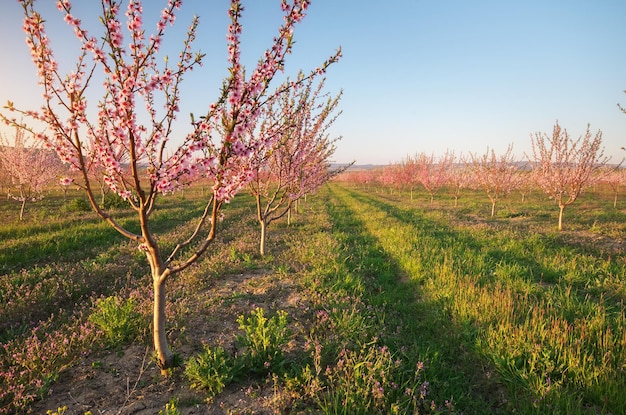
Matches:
[[419, 381, 429, 399]]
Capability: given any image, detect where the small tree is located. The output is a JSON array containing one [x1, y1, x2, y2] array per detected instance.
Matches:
[[59, 177, 74, 200], [446, 152, 471, 208], [0, 127, 62, 220], [247, 76, 342, 256], [599, 168, 626, 208], [470, 144, 520, 217], [2, 0, 340, 372], [397, 155, 420, 200], [529, 121, 609, 230], [415, 151, 453, 204], [378, 164, 403, 195]]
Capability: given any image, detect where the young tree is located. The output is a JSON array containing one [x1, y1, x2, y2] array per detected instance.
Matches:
[[397, 154, 420, 200], [599, 168, 626, 208], [0, 127, 63, 220], [515, 169, 534, 203], [446, 152, 471, 207], [378, 163, 404, 195], [247, 75, 342, 255], [2, 0, 340, 372], [470, 144, 520, 217], [415, 151, 453, 203], [59, 176, 74, 200], [529, 121, 609, 230]]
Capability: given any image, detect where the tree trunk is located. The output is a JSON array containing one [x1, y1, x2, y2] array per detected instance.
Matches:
[[259, 219, 267, 256], [491, 200, 496, 217], [558, 204, 565, 231], [100, 186, 106, 206], [145, 245, 173, 375], [19, 198, 26, 221], [152, 272, 173, 374]]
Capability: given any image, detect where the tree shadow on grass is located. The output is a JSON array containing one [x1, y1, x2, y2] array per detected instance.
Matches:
[[338, 185, 625, 414], [324, 185, 512, 414]]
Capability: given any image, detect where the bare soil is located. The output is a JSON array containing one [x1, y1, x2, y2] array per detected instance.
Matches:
[[31, 269, 310, 415]]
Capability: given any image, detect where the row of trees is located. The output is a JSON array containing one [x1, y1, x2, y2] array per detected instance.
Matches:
[[247, 75, 344, 255], [0, 76, 344, 250], [0, 127, 69, 220], [340, 121, 613, 230], [1, 0, 342, 372]]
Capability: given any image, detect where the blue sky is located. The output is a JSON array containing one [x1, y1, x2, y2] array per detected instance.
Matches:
[[1, 0, 625, 165]]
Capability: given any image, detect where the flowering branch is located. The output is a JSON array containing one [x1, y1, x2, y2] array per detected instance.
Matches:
[[1, 0, 340, 372]]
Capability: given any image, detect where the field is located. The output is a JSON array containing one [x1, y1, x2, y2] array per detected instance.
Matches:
[[1, 182, 625, 414]]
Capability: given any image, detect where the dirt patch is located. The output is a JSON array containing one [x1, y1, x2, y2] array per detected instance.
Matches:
[[31, 269, 309, 415], [557, 230, 625, 256]]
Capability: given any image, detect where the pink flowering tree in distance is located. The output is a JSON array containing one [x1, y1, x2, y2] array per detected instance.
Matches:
[[598, 167, 626, 208], [397, 154, 420, 200], [443, 151, 470, 207], [415, 150, 454, 204], [246, 75, 343, 256], [470, 144, 521, 217], [529, 121, 609, 230], [59, 176, 74, 200], [2, 0, 340, 372], [0, 126, 63, 220], [378, 163, 404, 195]]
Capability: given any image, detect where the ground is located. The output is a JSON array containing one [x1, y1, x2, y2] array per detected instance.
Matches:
[[31, 270, 308, 415]]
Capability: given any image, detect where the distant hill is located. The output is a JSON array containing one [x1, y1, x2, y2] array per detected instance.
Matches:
[[330, 163, 379, 171]]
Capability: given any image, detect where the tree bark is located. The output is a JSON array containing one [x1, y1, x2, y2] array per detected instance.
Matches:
[[259, 219, 267, 256], [153, 275, 173, 374], [558, 204, 565, 231], [145, 239, 173, 375], [19, 198, 26, 221]]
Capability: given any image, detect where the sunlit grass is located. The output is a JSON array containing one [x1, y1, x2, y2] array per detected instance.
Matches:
[[332, 183, 626, 414]]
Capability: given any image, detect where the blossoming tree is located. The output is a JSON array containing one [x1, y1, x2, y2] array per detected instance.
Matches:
[[248, 76, 343, 255], [529, 121, 608, 230], [397, 154, 420, 200], [415, 151, 454, 204], [445, 152, 471, 207], [470, 144, 520, 217], [0, 127, 63, 220], [598, 168, 626, 208], [2, 0, 340, 372]]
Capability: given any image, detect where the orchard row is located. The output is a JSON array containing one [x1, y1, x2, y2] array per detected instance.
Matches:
[[339, 122, 619, 230]]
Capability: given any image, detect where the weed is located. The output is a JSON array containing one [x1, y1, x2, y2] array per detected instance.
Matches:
[[235, 307, 292, 374], [60, 197, 91, 212], [185, 346, 234, 400], [88, 295, 143, 348], [158, 398, 182, 415], [315, 342, 437, 415]]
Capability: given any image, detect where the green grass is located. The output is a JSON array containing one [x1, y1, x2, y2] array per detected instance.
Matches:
[[329, 183, 626, 414], [1, 183, 625, 414]]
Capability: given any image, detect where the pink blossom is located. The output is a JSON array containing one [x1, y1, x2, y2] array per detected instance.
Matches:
[[59, 177, 73, 187]]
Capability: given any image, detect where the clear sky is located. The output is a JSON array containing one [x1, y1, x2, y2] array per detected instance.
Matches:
[[1, 0, 625, 166]]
